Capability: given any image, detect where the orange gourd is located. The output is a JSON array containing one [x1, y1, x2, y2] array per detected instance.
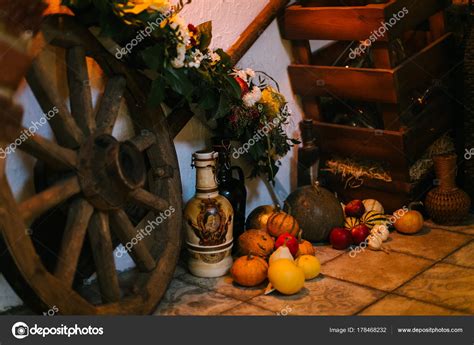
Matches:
[[230, 255, 268, 287], [266, 210, 299, 237], [238, 229, 275, 258], [296, 231, 315, 257], [394, 210, 424, 234]]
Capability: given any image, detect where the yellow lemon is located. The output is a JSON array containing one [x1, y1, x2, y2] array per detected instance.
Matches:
[[295, 255, 320, 280], [268, 259, 305, 295]]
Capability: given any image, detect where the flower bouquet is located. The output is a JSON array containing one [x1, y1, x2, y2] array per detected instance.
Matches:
[[63, 0, 298, 182]]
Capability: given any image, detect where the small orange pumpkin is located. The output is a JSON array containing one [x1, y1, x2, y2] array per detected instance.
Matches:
[[267, 210, 300, 237], [238, 229, 275, 258], [231, 255, 268, 287], [296, 231, 315, 257], [394, 210, 424, 234]]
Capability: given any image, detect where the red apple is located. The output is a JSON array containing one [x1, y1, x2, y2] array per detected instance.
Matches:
[[274, 233, 298, 257], [345, 199, 366, 218], [351, 224, 371, 245], [234, 77, 249, 96], [329, 227, 352, 250]]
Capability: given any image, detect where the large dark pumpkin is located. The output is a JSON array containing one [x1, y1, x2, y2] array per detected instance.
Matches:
[[284, 184, 344, 242]]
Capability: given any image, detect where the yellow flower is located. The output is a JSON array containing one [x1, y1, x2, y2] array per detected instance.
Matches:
[[259, 87, 286, 118], [118, 0, 170, 15]]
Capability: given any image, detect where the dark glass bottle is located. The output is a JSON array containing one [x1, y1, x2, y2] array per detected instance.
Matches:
[[297, 119, 319, 187], [212, 140, 247, 243]]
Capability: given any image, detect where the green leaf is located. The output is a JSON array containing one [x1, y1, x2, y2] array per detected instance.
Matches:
[[142, 45, 165, 70], [214, 49, 232, 67], [148, 77, 166, 107], [197, 21, 212, 50], [164, 66, 194, 100], [214, 93, 231, 119], [224, 75, 242, 100], [198, 89, 218, 110]]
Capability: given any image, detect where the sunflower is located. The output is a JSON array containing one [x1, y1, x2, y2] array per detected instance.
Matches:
[[117, 0, 170, 15], [259, 87, 286, 119]]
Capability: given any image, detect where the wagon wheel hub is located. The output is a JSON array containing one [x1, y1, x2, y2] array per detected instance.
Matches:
[[78, 133, 147, 211]]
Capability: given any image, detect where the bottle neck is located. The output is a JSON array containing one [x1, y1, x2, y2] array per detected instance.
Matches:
[[195, 165, 219, 198], [433, 154, 457, 190]]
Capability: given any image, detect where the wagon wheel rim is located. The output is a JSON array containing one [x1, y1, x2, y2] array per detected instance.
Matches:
[[0, 14, 183, 315]]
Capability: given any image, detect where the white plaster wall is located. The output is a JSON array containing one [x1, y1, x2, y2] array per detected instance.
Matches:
[[0, 0, 304, 311]]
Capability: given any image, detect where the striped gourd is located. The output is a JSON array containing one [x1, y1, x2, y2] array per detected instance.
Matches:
[[361, 211, 387, 229], [362, 199, 384, 214], [344, 217, 360, 230], [267, 211, 300, 237]]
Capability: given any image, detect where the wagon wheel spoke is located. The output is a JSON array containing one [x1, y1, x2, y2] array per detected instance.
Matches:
[[96, 76, 126, 135], [66, 46, 94, 135], [26, 60, 84, 148], [55, 198, 94, 287], [110, 209, 156, 272], [19, 176, 81, 225], [129, 188, 170, 213], [128, 130, 156, 152], [19, 130, 78, 171], [88, 211, 121, 303]]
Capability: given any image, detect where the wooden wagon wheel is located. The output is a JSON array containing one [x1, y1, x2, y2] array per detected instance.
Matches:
[[0, 14, 183, 314]]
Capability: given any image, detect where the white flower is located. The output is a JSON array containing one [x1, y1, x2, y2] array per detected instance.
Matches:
[[243, 86, 262, 107], [186, 49, 205, 68], [232, 69, 249, 82], [244, 68, 255, 78], [171, 43, 186, 68], [209, 51, 221, 63]]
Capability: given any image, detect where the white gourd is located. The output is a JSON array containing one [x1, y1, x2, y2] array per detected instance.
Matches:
[[371, 224, 389, 242], [363, 199, 384, 214], [269, 246, 294, 264], [367, 234, 383, 251]]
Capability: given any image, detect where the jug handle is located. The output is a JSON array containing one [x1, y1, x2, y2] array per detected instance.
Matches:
[[231, 166, 245, 182]]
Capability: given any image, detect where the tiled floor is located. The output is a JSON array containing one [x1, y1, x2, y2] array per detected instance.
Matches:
[[155, 221, 474, 316]]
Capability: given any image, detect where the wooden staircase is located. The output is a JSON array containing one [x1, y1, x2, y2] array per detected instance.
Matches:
[[282, 0, 454, 212]]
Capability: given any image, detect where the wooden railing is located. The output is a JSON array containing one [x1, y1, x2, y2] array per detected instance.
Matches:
[[168, 0, 290, 138]]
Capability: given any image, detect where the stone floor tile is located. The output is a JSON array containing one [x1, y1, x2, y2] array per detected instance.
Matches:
[[384, 228, 470, 261], [425, 215, 474, 236], [321, 250, 433, 291], [178, 273, 265, 301], [314, 244, 346, 264], [220, 302, 274, 316], [359, 294, 467, 315], [247, 275, 384, 315], [443, 241, 474, 268], [154, 279, 241, 315], [396, 263, 474, 314]]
